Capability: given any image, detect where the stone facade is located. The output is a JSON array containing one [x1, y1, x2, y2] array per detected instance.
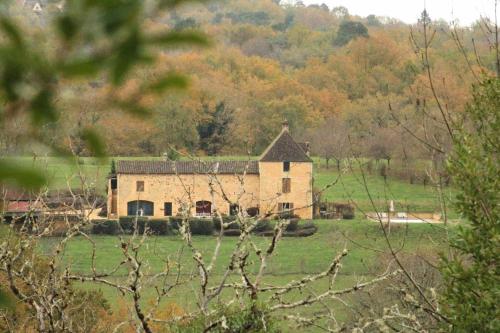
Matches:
[[112, 173, 260, 218], [258, 161, 313, 219], [108, 122, 313, 219]]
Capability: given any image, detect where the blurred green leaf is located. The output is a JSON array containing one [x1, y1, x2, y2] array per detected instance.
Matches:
[[111, 29, 141, 85], [31, 89, 57, 125], [147, 31, 210, 47], [81, 128, 106, 158], [55, 15, 79, 42], [148, 73, 188, 93], [158, 0, 208, 9], [59, 57, 105, 77], [0, 17, 24, 48], [0, 160, 47, 189]]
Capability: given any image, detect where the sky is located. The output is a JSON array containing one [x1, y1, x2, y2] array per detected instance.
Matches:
[[301, 0, 498, 26]]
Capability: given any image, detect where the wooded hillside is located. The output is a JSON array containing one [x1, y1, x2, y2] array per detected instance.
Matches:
[[1, 0, 496, 159]]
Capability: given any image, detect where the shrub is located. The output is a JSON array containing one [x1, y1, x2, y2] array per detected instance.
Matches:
[[169, 216, 184, 230], [301, 221, 317, 230], [285, 218, 299, 231], [148, 219, 172, 235], [174, 303, 278, 332], [98, 204, 107, 217], [275, 212, 300, 220], [213, 215, 239, 231], [188, 218, 214, 235], [253, 219, 272, 232], [288, 226, 317, 237], [91, 219, 119, 235], [118, 216, 148, 234], [342, 210, 355, 220], [246, 207, 259, 217], [379, 164, 387, 179]]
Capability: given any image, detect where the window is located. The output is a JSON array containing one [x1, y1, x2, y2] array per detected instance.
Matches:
[[230, 204, 240, 216], [163, 202, 172, 216], [278, 202, 293, 212], [283, 161, 290, 172], [136, 181, 144, 192], [196, 200, 212, 217], [127, 200, 154, 216], [282, 178, 291, 193], [110, 177, 117, 190]]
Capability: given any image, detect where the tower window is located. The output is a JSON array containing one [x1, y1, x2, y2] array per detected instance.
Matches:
[[283, 161, 290, 172], [282, 178, 291, 193]]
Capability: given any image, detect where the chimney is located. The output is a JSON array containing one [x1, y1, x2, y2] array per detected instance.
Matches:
[[282, 119, 289, 132], [305, 141, 310, 156]]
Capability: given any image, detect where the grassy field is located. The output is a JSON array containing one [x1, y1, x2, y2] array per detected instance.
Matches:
[[2, 155, 452, 214], [32, 219, 453, 329]]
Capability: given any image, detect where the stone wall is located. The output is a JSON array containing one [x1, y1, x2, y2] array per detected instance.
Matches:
[[258, 161, 313, 219], [114, 173, 260, 218]]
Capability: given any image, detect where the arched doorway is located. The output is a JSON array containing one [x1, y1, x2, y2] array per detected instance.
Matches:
[[195, 200, 212, 217], [127, 200, 154, 216]]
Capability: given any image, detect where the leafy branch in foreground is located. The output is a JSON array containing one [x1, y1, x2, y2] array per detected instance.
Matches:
[[0, 0, 209, 188]]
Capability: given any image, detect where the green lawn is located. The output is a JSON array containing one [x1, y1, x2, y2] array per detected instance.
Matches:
[[36, 220, 452, 313]]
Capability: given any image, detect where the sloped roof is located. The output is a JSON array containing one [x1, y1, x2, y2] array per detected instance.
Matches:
[[116, 160, 259, 175], [259, 130, 312, 162], [297, 142, 309, 154]]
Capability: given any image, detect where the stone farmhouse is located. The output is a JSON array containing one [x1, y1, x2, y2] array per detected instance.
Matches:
[[107, 122, 313, 219]]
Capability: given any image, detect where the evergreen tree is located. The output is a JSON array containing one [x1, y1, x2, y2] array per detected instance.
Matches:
[[334, 21, 368, 46], [197, 102, 233, 156], [441, 78, 500, 332]]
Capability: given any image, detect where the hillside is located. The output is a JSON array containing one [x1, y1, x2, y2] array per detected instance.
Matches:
[[1, 0, 495, 161]]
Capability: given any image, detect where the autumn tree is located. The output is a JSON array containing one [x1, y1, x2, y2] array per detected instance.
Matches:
[[308, 117, 349, 170]]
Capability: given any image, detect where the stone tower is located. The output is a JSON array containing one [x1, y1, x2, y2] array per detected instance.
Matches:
[[258, 121, 313, 219]]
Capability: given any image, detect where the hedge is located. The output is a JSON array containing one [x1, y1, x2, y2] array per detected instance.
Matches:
[[91, 217, 173, 235], [285, 218, 299, 231], [213, 216, 240, 231], [254, 220, 318, 237], [90, 216, 314, 237], [118, 216, 148, 234], [253, 219, 272, 232], [91, 219, 120, 235], [169, 217, 214, 235], [187, 218, 214, 235], [148, 219, 173, 235]]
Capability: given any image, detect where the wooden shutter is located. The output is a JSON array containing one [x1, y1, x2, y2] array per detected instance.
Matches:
[[136, 181, 144, 192], [282, 178, 291, 193]]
